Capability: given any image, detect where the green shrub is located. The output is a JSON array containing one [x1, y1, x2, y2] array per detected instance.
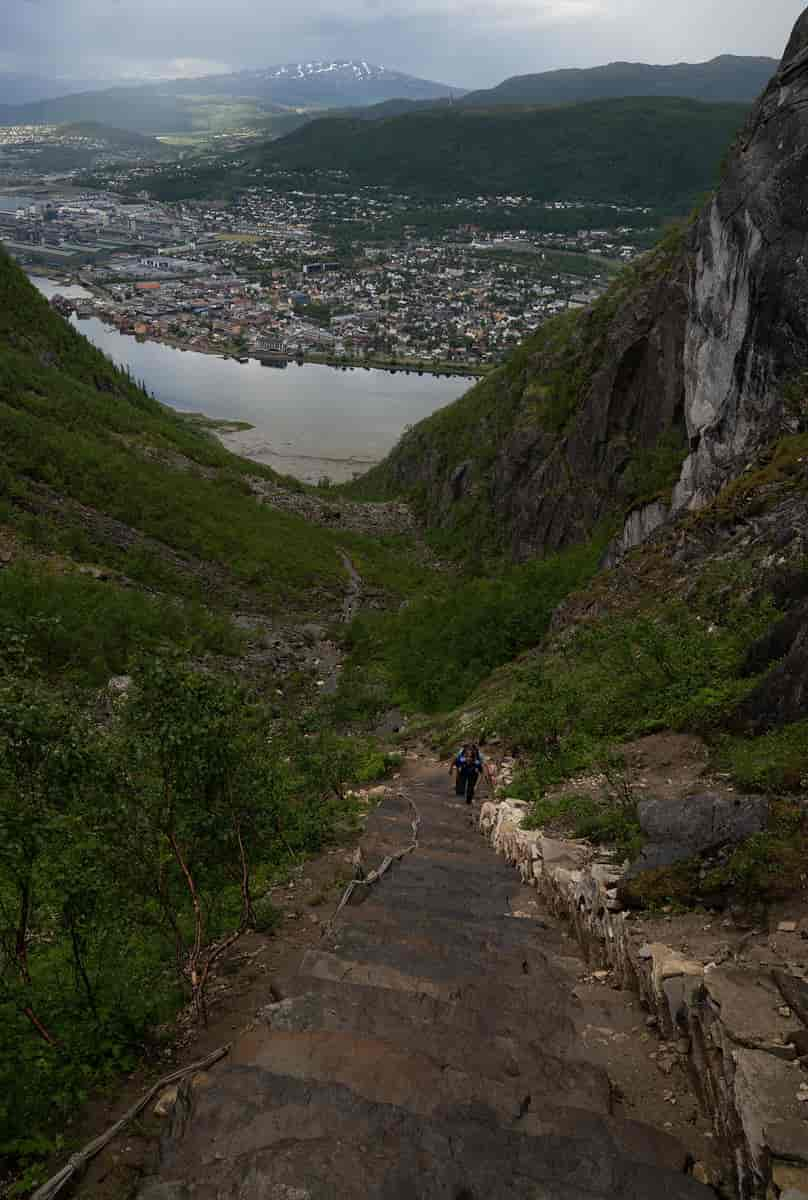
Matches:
[[338, 536, 607, 715], [0, 659, 386, 1166], [523, 789, 643, 859], [701, 802, 807, 902], [498, 595, 777, 794], [715, 722, 808, 793], [0, 561, 244, 685]]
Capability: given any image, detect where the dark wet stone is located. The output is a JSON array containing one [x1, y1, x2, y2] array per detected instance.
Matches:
[[623, 792, 768, 879]]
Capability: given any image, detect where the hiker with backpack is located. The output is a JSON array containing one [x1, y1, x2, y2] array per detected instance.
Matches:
[[449, 742, 492, 805]]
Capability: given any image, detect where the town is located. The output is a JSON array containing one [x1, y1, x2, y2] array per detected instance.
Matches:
[[0, 166, 657, 371]]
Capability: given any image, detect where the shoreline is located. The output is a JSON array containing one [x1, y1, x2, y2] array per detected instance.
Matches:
[[213, 425, 380, 485], [37, 276, 487, 379]]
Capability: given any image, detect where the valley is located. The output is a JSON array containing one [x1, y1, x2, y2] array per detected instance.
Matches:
[[1, 14, 808, 1200]]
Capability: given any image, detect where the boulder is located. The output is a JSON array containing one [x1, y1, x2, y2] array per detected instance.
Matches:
[[623, 792, 768, 879]]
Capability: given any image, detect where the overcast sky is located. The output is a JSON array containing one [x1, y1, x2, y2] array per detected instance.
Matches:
[[4, 0, 806, 88]]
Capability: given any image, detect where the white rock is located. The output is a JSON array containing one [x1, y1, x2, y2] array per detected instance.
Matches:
[[153, 1085, 178, 1116]]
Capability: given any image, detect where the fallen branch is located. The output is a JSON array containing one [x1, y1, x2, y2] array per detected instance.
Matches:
[[31, 1043, 231, 1200], [324, 794, 420, 935]]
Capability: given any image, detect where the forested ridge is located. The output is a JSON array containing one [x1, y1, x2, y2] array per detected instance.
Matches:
[[129, 96, 746, 211], [267, 97, 746, 207]]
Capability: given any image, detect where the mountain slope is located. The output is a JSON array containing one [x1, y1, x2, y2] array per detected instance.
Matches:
[[57, 120, 167, 147], [0, 85, 215, 135], [263, 97, 745, 207], [460, 54, 777, 107]]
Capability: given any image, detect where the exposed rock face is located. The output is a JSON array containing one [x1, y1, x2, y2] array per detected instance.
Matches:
[[604, 498, 669, 565], [496, 267, 687, 559], [673, 11, 808, 511]]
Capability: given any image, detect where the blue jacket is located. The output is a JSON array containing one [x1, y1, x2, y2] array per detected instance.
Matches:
[[455, 748, 483, 775]]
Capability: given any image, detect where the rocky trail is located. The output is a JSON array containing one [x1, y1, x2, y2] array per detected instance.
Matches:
[[133, 759, 718, 1200]]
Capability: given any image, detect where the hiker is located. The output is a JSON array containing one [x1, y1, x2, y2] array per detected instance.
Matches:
[[449, 742, 489, 805]]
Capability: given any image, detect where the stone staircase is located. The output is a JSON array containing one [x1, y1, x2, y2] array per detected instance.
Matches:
[[137, 765, 713, 1200]]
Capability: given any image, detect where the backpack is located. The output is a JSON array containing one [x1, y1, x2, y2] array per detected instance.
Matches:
[[456, 747, 482, 774]]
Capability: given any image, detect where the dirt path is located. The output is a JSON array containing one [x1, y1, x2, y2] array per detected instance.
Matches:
[[128, 757, 720, 1200]]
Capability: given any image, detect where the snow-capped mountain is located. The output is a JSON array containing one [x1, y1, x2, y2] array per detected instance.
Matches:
[[166, 60, 464, 107], [0, 60, 464, 135]]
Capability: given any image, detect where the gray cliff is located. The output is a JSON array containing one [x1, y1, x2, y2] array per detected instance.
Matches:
[[674, 10, 808, 511]]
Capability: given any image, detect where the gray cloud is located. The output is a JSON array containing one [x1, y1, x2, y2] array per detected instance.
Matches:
[[2, 0, 805, 88]]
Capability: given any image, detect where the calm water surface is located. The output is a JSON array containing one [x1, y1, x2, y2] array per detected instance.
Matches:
[[31, 276, 471, 482]]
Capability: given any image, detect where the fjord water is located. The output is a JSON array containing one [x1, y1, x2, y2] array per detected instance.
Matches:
[[31, 277, 470, 482]]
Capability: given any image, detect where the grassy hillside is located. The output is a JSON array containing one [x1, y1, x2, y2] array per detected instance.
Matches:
[[0, 251, 358, 608], [265, 98, 745, 206]]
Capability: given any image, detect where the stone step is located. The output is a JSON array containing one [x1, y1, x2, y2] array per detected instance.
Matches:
[[345, 885, 549, 932], [139, 1068, 711, 1200], [258, 987, 612, 1112], [298, 948, 598, 1024], [274, 974, 581, 1056], [320, 918, 560, 990], [226, 1027, 608, 1121], [358, 868, 523, 913], [342, 894, 561, 951], [322, 918, 563, 984]]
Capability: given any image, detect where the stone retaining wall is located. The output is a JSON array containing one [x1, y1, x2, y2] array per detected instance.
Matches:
[[479, 798, 808, 1200]]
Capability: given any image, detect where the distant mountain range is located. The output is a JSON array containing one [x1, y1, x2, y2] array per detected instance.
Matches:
[[0, 71, 113, 106], [0, 61, 462, 135], [0, 53, 777, 138], [458, 55, 778, 107]]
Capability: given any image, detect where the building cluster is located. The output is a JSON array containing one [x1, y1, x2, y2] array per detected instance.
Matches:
[[1, 180, 649, 369], [0, 124, 168, 183]]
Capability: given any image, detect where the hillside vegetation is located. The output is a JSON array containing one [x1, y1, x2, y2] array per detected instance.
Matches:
[[0, 249, 426, 1179], [132, 97, 746, 209], [266, 98, 745, 205]]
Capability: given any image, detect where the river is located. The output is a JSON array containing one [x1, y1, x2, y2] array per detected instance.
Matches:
[[30, 276, 472, 483]]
